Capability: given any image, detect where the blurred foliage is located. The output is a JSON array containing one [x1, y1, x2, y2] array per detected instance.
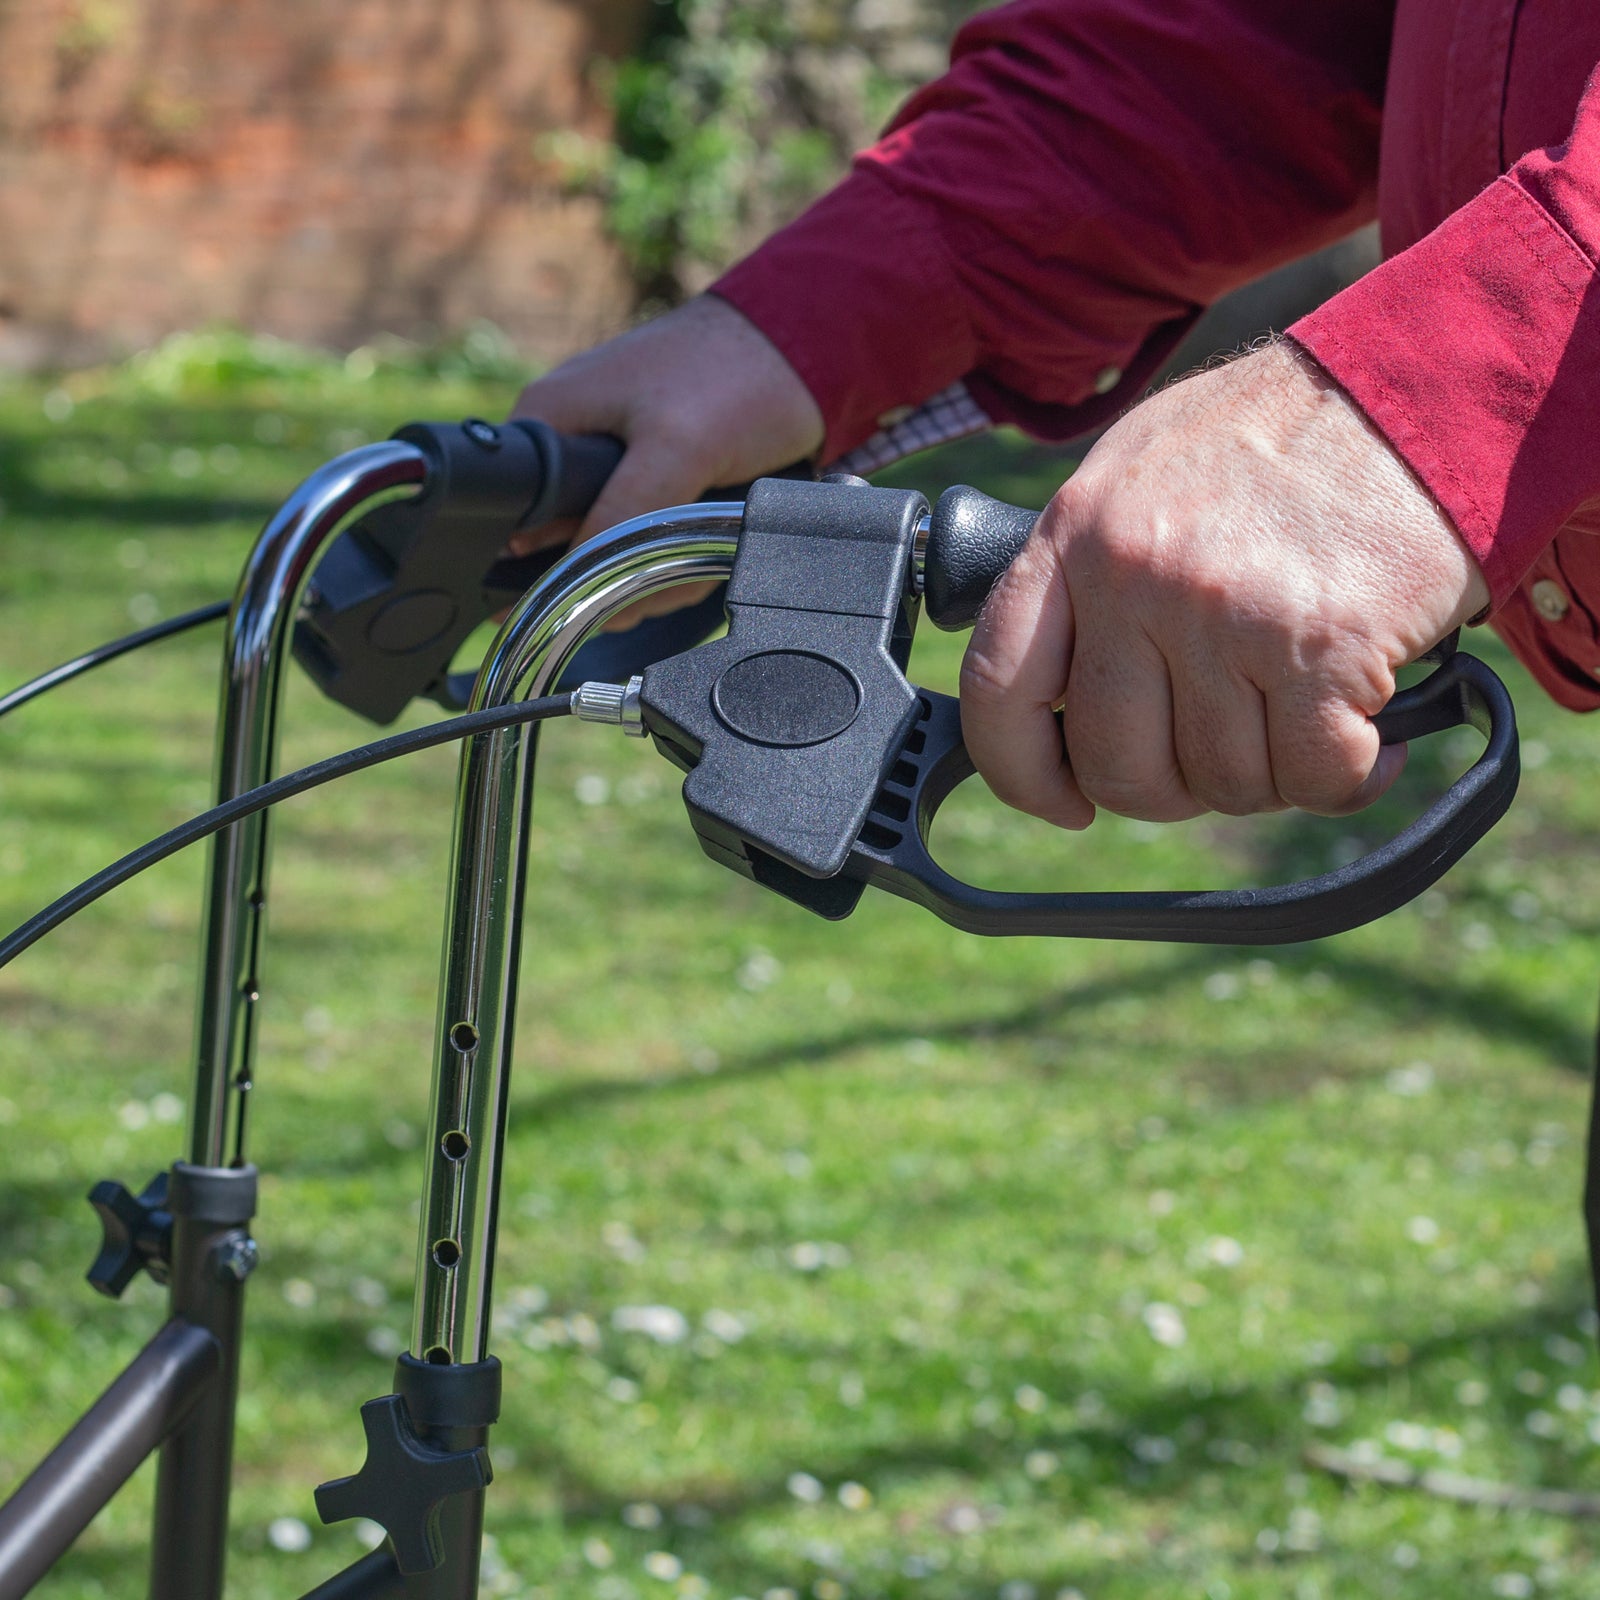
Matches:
[[550, 0, 993, 302], [119, 322, 532, 397]]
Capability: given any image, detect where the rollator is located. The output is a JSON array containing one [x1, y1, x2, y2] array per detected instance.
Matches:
[[0, 418, 1519, 1598]]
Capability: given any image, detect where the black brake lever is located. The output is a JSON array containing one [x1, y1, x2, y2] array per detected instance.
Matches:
[[294, 419, 814, 723], [845, 651, 1518, 942]]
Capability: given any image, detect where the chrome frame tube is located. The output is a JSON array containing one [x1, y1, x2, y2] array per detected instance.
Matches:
[[410, 505, 742, 1363], [189, 442, 428, 1168]]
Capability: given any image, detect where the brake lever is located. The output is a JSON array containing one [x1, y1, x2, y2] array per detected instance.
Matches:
[[845, 650, 1519, 942], [296, 420, 815, 722]]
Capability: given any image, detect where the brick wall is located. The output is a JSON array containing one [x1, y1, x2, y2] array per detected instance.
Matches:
[[0, 0, 646, 368]]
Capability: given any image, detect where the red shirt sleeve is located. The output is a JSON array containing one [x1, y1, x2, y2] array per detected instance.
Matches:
[[712, 0, 1391, 462], [1290, 67, 1600, 610]]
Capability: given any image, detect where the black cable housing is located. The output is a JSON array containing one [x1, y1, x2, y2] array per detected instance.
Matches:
[[0, 601, 231, 723], [0, 694, 574, 971]]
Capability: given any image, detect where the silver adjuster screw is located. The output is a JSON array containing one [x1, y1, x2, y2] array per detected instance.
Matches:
[[570, 676, 647, 736]]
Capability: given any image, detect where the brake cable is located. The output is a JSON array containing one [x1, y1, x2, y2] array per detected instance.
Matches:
[[0, 693, 574, 970], [0, 602, 230, 724]]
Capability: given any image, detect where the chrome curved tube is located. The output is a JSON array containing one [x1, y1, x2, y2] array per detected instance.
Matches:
[[411, 505, 741, 1364], [190, 441, 429, 1168]]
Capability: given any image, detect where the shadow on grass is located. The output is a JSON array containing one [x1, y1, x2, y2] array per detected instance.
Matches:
[[27, 1283, 1598, 1600], [501, 1281, 1600, 1598], [509, 943, 1592, 1128], [207, 935, 1597, 1191]]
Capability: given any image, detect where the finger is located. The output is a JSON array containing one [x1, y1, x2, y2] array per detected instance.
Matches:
[[1063, 617, 1204, 823], [506, 515, 578, 558], [1169, 663, 1286, 816], [572, 431, 708, 545], [1265, 686, 1404, 815], [960, 539, 1093, 830], [508, 380, 663, 544]]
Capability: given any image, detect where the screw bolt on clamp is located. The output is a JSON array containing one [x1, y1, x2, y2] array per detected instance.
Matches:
[[569, 676, 646, 735]]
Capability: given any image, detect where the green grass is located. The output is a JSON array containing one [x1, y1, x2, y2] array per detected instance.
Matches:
[[2, 347, 1600, 1599]]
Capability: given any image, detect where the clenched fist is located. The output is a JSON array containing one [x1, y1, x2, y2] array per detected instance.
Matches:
[[508, 294, 823, 627], [960, 341, 1489, 828]]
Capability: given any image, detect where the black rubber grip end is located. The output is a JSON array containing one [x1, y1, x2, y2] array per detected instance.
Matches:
[[923, 485, 1038, 630], [510, 422, 625, 524]]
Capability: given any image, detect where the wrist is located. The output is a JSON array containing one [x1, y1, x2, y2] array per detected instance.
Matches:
[[1273, 338, 1491, 630]]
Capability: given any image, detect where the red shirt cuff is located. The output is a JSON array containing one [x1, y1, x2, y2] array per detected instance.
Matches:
[[711, 164, 1200, 462], [1290, 173, 1600, 610]]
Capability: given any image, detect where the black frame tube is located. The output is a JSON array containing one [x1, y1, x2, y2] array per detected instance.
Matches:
[[301, 1549, 405, 1599], [0, 1318, 218, 1600], [148, 1163, 258, 1600]]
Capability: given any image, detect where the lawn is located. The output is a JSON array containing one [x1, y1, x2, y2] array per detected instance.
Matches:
[[2, 338, 1599, 1600]]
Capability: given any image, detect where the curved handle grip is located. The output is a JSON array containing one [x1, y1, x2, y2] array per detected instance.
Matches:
[[851, 651, 1519, 943], [296, 418, 627, 725], [923, 484, 1038, 630], [520, 423, 627, 524], [479, 423, 627, 602]]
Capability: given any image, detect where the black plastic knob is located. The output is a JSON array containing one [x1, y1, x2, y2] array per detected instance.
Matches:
[[315, 1394, 492, 1574], [923, 484, 1038, 630], [86, 1173, 172, 1297]]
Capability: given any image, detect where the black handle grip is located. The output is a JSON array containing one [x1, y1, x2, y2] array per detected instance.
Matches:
[[848, 651, 1519, 942], [295, 417, 627, 725], [511, 421, 626, 526], [923, 484, 1038, 630]]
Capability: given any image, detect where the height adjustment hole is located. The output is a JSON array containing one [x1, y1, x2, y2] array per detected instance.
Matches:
[[431, 1238, 461, 1269], [441, 1129, 470, 1162], [449, 1021, 479, 1054]]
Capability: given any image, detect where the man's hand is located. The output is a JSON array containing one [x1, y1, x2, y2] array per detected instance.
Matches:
[[508, 294, 823, 625], [960, 341, 1490, 828]]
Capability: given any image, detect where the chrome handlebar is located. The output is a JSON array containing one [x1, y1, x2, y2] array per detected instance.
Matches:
[[190, 442, 428, 1169], [411, 506, 742, 1364], [195, 449, 751, 1353]]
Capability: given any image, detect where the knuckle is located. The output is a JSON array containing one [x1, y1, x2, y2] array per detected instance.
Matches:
[[958, 643, 1013, 707], [1275, 756, 1372, 814], [1073, 763, 1193, 823], [1042, 473, 1094, 531], [1178, 737, 1279, 817], [1189, 774, 1276, 817]]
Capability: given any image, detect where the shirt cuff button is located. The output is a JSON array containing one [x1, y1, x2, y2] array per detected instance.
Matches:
[[1531, 578, 1570, 622], [1093, 365, 1123, 395]]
